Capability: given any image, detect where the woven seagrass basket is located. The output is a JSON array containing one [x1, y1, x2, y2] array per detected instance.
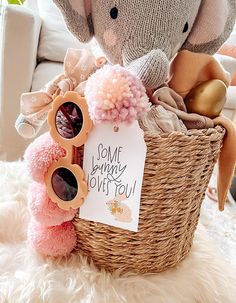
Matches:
[[74, 126, 225, 274]]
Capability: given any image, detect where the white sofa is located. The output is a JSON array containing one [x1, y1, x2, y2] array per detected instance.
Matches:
[[0, 0, 101, 161], [0, 0, 236, 161]]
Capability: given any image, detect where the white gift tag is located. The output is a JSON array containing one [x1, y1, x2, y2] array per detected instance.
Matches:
[[79, 121, 147, 232]]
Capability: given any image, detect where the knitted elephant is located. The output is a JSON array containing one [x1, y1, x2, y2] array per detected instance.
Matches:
[[53, 0, 236, 90]]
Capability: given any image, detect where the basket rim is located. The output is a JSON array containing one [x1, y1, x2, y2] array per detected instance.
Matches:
[[143, 125, 225, 139]]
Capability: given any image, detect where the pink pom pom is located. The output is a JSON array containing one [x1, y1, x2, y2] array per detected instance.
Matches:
[[85, 65, 150, 124], [28, 182, 77, 227], [28, 220, 77, 257], [24, 132, 66, 183]]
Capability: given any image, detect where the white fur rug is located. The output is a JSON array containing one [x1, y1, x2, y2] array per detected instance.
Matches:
[[0, 161, 236, 303], [201, 171, 236, 268]]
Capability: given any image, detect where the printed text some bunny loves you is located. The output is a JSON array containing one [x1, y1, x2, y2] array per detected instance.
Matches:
[[87, 144, 137, 198]]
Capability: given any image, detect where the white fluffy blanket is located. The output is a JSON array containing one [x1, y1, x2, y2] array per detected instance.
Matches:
[[0, 161, 236, 303]]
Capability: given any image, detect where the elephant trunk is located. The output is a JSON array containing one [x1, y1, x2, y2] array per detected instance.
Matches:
[[123, 49, 169, 90]]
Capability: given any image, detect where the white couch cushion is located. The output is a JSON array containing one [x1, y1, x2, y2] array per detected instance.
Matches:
[[225, 86, 236, 109], [226, 22, 236, 44], [214, 54, 236, 79], [37, 0, 91, 63], [0, 5, 42, 161], [24, 0, 38, 11], [31, 61, 63, 92]]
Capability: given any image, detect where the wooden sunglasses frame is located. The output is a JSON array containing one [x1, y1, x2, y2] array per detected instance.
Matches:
[[44, 91, 93, 210]]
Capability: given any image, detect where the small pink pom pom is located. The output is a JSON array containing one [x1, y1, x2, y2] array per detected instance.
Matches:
[[28, 182, 77, 227], [85, 65, 150, 124], [24, 132, 66, 183], [28, 220, 77, 257]]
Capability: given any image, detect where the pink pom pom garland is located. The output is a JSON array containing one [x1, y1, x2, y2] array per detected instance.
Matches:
[[28, 182, 77, 227], [85, 65, 151, 124], [28, 220, 77, 257], [25, 132, 79, 257], [24, 132, 66, 183]]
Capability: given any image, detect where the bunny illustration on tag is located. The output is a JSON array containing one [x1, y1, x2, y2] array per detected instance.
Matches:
[[106, 194, 132, 223]]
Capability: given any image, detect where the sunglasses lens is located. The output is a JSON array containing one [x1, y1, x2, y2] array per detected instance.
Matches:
[[56, 102, 83, 139], [51, 167, 78, 201]]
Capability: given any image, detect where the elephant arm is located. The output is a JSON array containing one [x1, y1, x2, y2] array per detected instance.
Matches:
[[122, 48, 169, 90]]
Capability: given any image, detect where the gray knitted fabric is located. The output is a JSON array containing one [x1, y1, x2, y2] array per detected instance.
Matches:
[[54, 0, 236, 90]]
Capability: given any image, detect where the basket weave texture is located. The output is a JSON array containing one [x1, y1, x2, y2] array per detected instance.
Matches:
[[74, 126, 225, 274]]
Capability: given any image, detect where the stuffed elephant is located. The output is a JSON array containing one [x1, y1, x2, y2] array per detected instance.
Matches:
[[54, 0, 236, 90]]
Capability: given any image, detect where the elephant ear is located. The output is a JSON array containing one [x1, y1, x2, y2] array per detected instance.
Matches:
[[53, 0, 94, 43], [182, 0, 236, 54]]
